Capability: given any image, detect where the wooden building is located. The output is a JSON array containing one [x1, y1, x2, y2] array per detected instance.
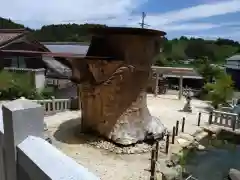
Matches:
[[0, 29, 49, 69]]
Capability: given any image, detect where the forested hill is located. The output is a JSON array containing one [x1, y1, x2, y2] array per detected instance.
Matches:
[[33, 24, 107, 42], [1, 17, 240, 64], [0, 17, 106, 42], [0, 17, 25, 29], [159, 37, 240, 65]]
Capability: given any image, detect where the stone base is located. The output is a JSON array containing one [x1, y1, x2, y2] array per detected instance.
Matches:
[[109, 116, 166, 145], [183, 103, 192, 113], [229, 169, 240, 180]]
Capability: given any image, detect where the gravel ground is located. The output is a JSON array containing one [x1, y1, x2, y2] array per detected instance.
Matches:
[[46, 124, 154, 180], [44, 94, 210, 180]]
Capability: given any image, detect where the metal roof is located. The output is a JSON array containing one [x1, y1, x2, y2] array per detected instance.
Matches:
[[42, 56, 72, 78], [0, 49, 115, 59], [43, 43, 89, 56], [152, 66, 203, 79], [226, 55, 240, 61]]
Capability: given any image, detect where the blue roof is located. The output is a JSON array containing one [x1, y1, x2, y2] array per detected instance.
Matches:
[[42, 43, 89, 55]]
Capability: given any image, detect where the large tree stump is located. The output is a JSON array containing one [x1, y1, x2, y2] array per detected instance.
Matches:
[[71, 27, 166, 145]]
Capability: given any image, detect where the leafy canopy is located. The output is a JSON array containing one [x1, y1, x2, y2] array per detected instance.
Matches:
[[204, 71, 234, 108], [0, 70, 54, 100]]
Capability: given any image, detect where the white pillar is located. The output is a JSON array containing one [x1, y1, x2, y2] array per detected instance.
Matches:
[[178, 75, 183, 100], [0, 121, 5, 180], [2, 99, 44, 180], [154, 73, 159, 97], [34, 68, 46, 92]]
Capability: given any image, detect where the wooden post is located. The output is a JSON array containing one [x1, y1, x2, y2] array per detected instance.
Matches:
[[155, 141, 159, 161], [154, 73, 159, 97], [232, 115, 237, 131], [165, 134, 170, 154], [197, 112, 202, 126], [77, 85, 81, 110], [175, 121, 179, 136], [208, 111, 213, 125], [150, 149, 156, 180], [172, 126, 175, 144], [178, 75, 183, 100], [181, 117, 185, 132]]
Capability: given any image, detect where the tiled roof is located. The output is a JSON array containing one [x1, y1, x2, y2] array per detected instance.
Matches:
[[0, 29, 27, 47]]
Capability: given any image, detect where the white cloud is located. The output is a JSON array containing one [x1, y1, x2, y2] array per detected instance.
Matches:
[[161, 23, 220, 31], [0, 0, 145, 28], [158, 21, 240, 32], [145, 0, 240, 28], [1, 0, 240, 36]]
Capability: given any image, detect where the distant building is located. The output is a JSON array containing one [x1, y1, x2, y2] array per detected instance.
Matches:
[[181, 59, 195, 65], [149, 66, 204, 92], [225, 54, 240, 89]]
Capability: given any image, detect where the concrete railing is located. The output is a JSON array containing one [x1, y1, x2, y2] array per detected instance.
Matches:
[[208, 110, 240, 130], [32, 97, 71, 115], [0, 99, 99, 180], [218, 106, 233, 113]]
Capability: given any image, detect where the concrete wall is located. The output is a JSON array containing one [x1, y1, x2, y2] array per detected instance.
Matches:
[[34, 68, 46, 91], [0, 98, 99, 180]]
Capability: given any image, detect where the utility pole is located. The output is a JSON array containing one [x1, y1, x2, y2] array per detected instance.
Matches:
[[139, 12, 149, 28], [141, 12, 146, 28]]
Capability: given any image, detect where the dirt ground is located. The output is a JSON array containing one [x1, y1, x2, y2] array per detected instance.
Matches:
[[44, 94, 210, 180]]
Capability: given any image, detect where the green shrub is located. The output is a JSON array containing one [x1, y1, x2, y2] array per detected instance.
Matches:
[[38, 86, 55, 99], [204, 72, 234, 108], [0, 71, 54, 100]]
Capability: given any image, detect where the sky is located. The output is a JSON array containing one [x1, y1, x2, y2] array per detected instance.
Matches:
[[1, 0, 240, 40]]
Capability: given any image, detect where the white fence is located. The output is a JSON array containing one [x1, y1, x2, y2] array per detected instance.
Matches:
[[0, 99, 99, 180], [46, 78, 73, 89], [208, 110, 240, 130], [32, 97, 71, 115]]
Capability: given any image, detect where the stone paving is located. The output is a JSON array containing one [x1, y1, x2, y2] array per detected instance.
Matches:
[[147, 94, 210, 135]]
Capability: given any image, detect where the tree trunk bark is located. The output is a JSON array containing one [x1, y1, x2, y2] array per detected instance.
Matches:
[[72, 27, 167, 145]]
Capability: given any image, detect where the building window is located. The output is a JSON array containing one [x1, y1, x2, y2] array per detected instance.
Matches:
[[18, 57, 26, 68], [11, 57, 18, 67], [6, 56, 26, 68]]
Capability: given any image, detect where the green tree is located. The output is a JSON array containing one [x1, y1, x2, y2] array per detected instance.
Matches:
[[194, 57, 222, 83], [0, 71, 54, 100], [153, 53, 169, 66], [204, 72, 234, 108], [185, 40, 214, 60], [0, 17, 25, 29]]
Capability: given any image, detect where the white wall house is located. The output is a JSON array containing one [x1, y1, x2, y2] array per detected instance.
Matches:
[[225, 55, 240, 70], [225, 54, 240, 89]]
